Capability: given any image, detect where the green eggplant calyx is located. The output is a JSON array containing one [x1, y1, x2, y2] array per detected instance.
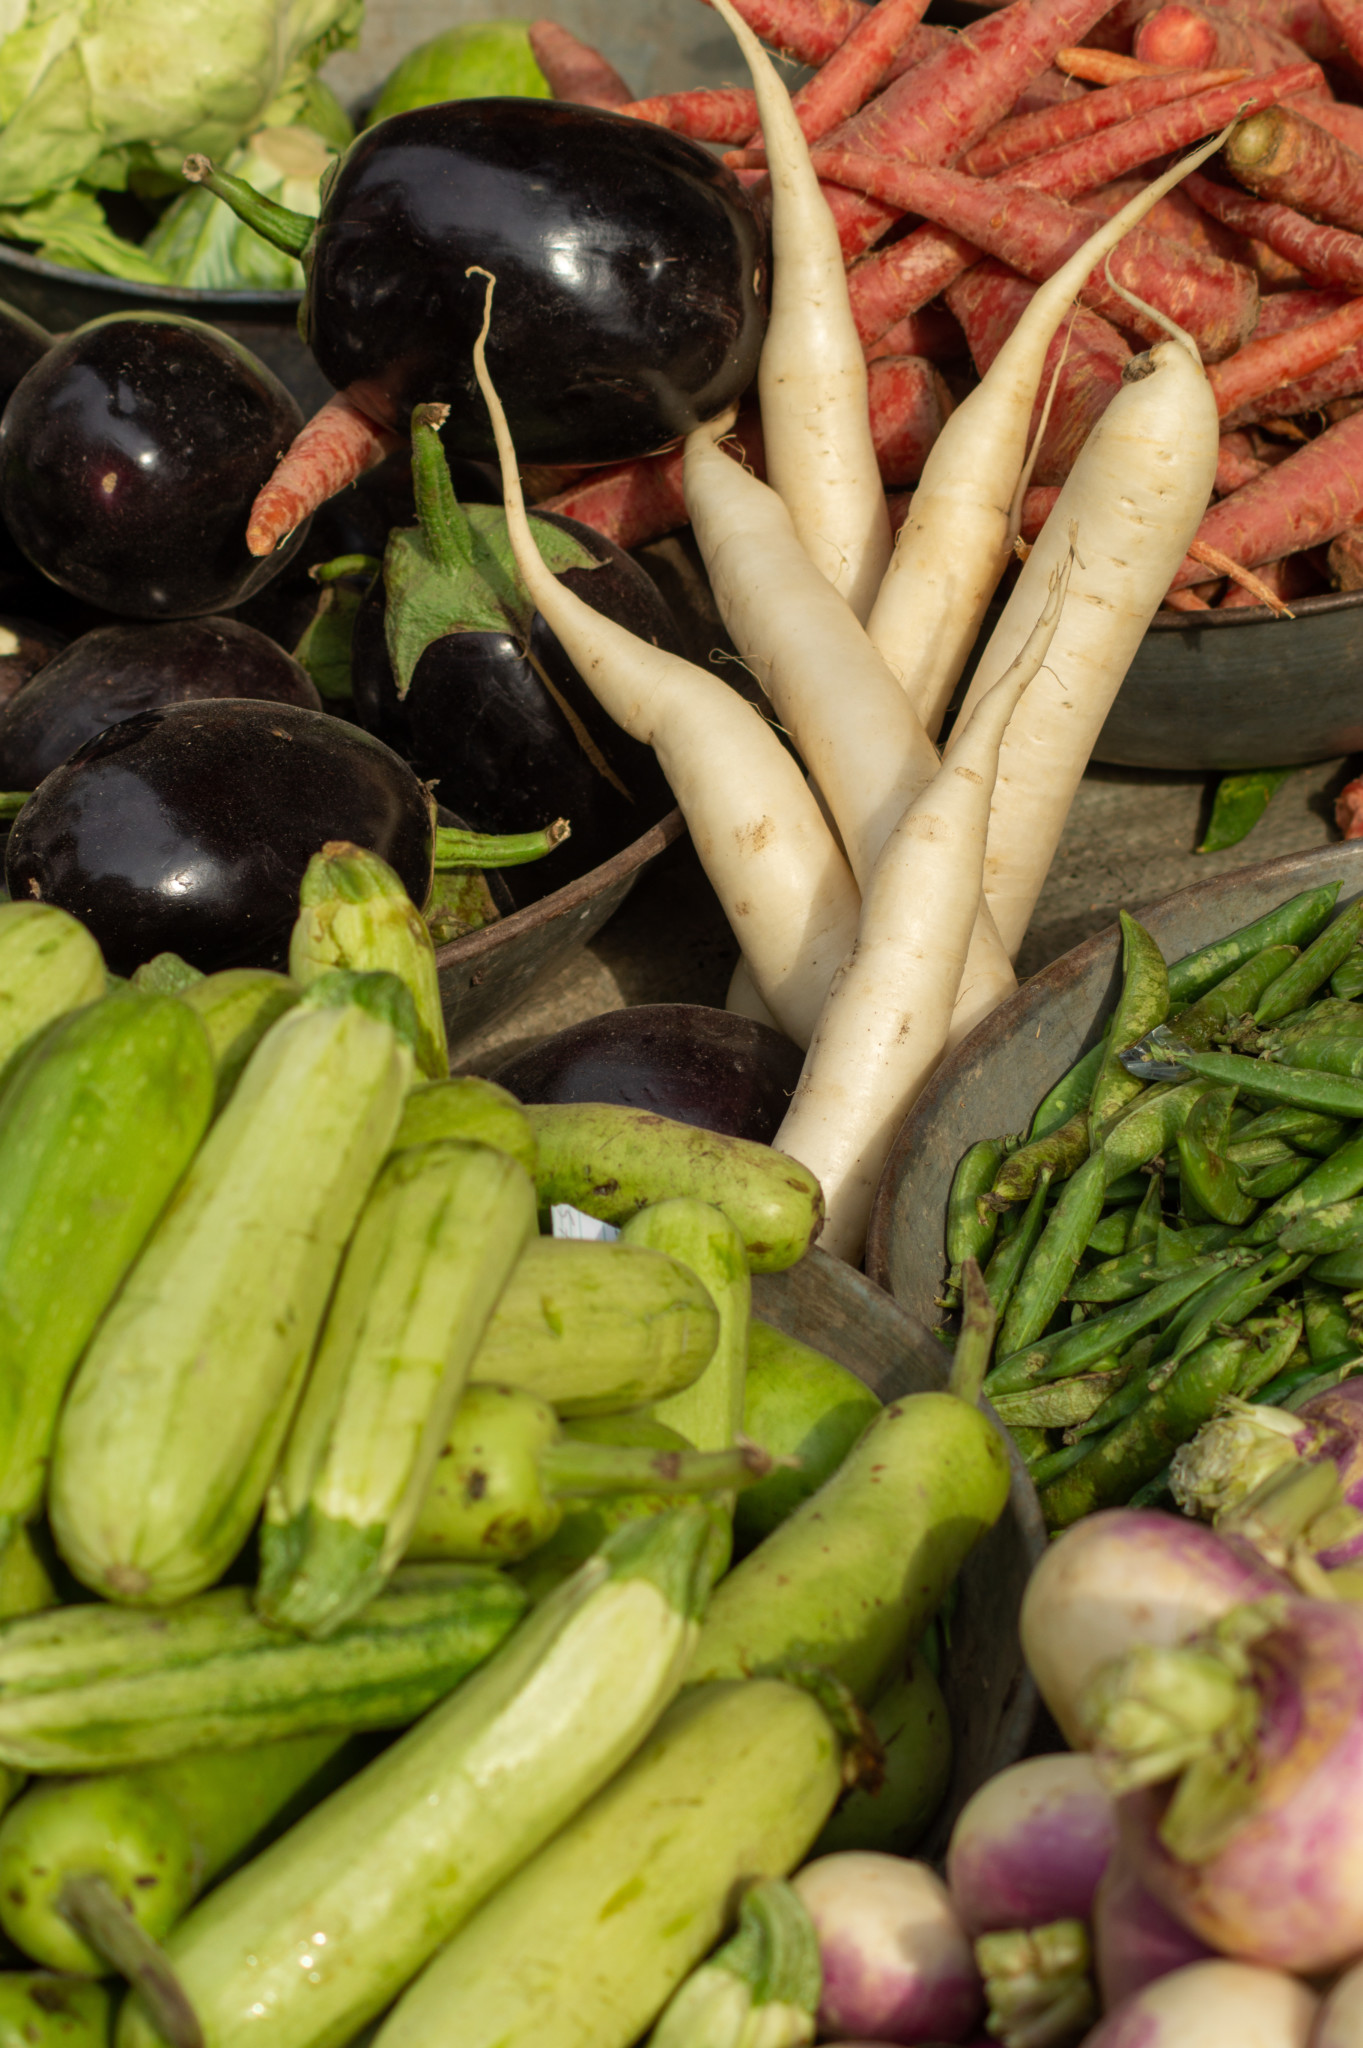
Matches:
[[383, 409, 602, 699], [181, 154, 314, 260], [432, 819, 570, 871], [751, 1659, 881, 1791]]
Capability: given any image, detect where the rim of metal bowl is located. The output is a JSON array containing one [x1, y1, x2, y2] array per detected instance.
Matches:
[[1150, 585, 1363, 629], [0, 239, 302, 312], [432, 805, 687, 974]]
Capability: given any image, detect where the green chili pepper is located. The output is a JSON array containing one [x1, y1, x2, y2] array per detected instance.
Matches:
[[1174, 1049, 1363, 1122], [1039, 1333, 1256, 1530], [1243, 1125, 1363, 1243], [997, 1152, 1108, 1357], [990, 1114, 1089, 1208], [1030, 1040, 1107, 1142], [1088, 914, 1170, 1132], [1197, 769, 1295, 855], [1254, 899, 1363, 1026], [1230, 1105, 1351, 1156], [1176, 1086, 1257, 1226], [943, 1140, 1004, 1298], [1166, 945, 1299, 1051], [1165, 884, 1341, 1006], [1086, 1208, 1136, 1257], [982, 1170, 1051, 1320]]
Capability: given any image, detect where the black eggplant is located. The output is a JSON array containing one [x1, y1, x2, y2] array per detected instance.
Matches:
[[492, 1005, 806, 1144], [0, 297, 51, 591], [0, 617, 322, 788], [0, 616, 64, 713], [189, 98, 768, 465], [4, 699, 433, 975], [0, 315, 308, 620], [350, 407, 677, 902]]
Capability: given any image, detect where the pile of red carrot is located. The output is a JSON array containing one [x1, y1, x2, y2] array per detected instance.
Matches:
[[522, 0, 1363, 617]]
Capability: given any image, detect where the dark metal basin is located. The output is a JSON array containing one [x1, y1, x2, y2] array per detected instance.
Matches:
[[754, 1248, 1045, 1851], [866, 841, 1363, 1331]]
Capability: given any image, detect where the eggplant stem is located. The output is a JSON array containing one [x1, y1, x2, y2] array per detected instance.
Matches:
[[0, 791, 29, 818], [540, 1436, 779, 1498], [59, 1874, 204, 2048], [180, 155, 313, 260], [410, 405, 476, 571], [432, 819, 570, 869]]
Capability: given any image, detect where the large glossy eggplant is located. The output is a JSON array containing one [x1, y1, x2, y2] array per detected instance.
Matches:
[[0, 617, 322, 788], [0, 298, 51, 591], [4, 699, 433, 975], [493, 1006, 806, 1143], [349, 412, 678, 903], [0, 315, 307, 619], [193, 99, 768, 464], [0, 616, 64, 712]]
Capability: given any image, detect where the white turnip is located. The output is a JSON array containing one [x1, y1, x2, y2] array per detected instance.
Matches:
[[1080, 1960, 1317, 2048], [791, 1853, 982, 2045], [946, 1754, 1116, 1935]]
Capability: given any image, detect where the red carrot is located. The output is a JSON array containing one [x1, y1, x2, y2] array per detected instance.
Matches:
[[846, 222, 982, 346], [1165, 585, 1216, 606], [1208, 0, 1352, 66], [619, 87, 760, 142], [1020, 483, 1063, 540], [812, 145, 1259, 357], [864, 302, 968, 361], [960, 66, 1249, 177], [1323, 0, 1363, 71], [1302, 99, 1363, 153], [1224, 104, 1363, 233], [1217, 550, 1320, 601], [1134, 4, 1326, 77], [1216, 426, 1270, 489], [866, 354, 954, 483], [1219, 329, 1363, 423], [704, 0, 866, 65], [1170, 403, 1363, 582], [246, 393, 400, 559], [1208, 290, 1363, 411], [526, 21, 633, 108], [946, 259, 1132, 482], [1015, 66, 1091, 108], [1252, 284, 1353, 329], [1186, 167, 1363, 285], [722, 23, 947, 163], [1328, 517, 1363, 584], [1075, 174, 1246, 257], [1336, 769, 1363, 835], [1056, 47, 1181, 81]]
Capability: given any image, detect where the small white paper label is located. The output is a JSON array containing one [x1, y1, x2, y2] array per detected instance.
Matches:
[[550, 1204, 621, 1242]]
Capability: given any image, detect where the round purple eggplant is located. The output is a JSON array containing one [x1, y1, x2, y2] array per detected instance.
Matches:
[[492, 1005, 805, 1143], [0, 616, 322, 788], [0, 297, 52, 590], [351, 504, 678, 903], [0, 615, 64, 714], [0, 314, 307, 620], [4, 698, 432, 975]]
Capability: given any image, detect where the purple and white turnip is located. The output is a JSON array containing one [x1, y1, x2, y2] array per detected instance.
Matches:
[[790, 1852, 982, 2045]]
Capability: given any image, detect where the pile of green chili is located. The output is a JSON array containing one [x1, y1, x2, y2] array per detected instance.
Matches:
[[943, 880, 1363, 1533]]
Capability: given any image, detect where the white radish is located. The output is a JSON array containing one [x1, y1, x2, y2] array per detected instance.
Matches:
[[947, 302, 1218, 962], [1082, 1961, 1317, 2048], [773, 559, 1069, 1262], [708, 0, 891, 623], [467, 274, 858, 1047], [865, 128, 1232, 742]]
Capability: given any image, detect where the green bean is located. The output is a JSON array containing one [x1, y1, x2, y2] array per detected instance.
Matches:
[[1255, 1356, 1340, 1407], [1167, 944, 1300, 1050], [1032, 1254, 1243, 1384], [997, 1152, 1108, 1357], [1177, 1086, 1257, 1226], [1157, 1250, 1310, 1368], [982, 1170, 1051, 1319], [1279, 1197, 1363, 1256], [1231, 1105, 1351, 1156], [1129, 1170, 1163, 1249], [1090, 913, 1170, 1130], [1259, 999, 1363, 1054], [1254, 898, 1363, 1025], [1028, 1437, 1097, 1490], [990, 1114, 1089, 1208], [1099, 1079, 1207, 1184], [1226, 1136, 1297, 1171], [1069, 1350, 1167, 1439], [1030, 1040, 1106, 1143], [1238, 1155, 1314, 1201], [990, 1366, 1129, 1430], [985, 1321, 1084, 1396], [944, 1140, 1004, 1295], [1242, 1125, 1363, 1243], [1068, 1243, 1159, 1304], [1039, 1333, 1255, 1530], [1086, 1207, 1136, 1257], [1174, 1049, 1363, 1121], [1234, 1311, 1303, 1398], [1304, 1277, 1352, 1367], [1165, 882, 1341, 1005], [1267, 1036, 1363, 1080], [1283, 1359, 1363, 1408], [1311, 1246, 1363, 1287], [1332, 950, 1363, 1001]]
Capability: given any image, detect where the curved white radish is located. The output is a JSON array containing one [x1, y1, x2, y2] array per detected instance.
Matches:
[[466, 274, 859, 1047], [948, 313, 1218, 962], [865, 126, 1233, 741], [774, 559, 1070, 1261], [708, 0, 891, 623]]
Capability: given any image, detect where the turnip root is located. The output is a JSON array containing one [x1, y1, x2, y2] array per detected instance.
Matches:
[[946, 1755, 1116, 1936], [1093, 1844, 1216, 2010], [1019, 1509, 1288, 1747], [1313, 1956, 1363, 2046], [1080, 1961, 1317, 2048], [791, 1854, 983, 2045]]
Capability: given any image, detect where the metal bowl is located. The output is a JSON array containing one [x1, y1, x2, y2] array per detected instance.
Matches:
[[1094, 589, 1363, 773], [866, 841, 1363, 1330], [753, 1247, 1045, 1849]]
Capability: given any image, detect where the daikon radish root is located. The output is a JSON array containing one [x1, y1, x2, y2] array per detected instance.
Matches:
[[1208, 292, 1363, 414], [710, 0, 891, 622], [950, 302, 1219, 960], [246, 394, 402, 558], [961, 66, 1249, 177], [1170, 403, 1363, 583], [774, 563, 1071, 1263], [1226, 105, 1363, 232], [618, 87, 761, 142], [1186, 167, 1363, 286], [948, 263, 1132, 485], [470, 277, 859, 1047], [527, 20, 634, 107], [861, 132, 1233, 744], [813, 145, 1259, 360]]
